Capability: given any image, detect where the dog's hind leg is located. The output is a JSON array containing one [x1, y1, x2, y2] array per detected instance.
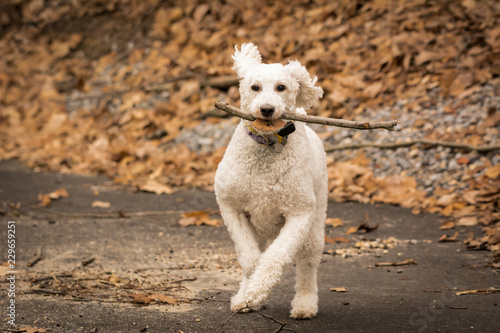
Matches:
[[290, 224, 324, 319]]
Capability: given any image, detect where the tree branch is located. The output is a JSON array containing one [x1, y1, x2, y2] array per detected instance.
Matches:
[[28, 205, 185, 219], [324, 139, 500, 153], [215, 306, 298, 333], [214, 101, 399, 131]]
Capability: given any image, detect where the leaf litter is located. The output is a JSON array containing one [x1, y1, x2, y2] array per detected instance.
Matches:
[[0, 0, 499, 259], [178, 210, 222, 227]]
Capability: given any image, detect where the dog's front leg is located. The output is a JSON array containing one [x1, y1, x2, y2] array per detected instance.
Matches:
[[219, 204, 262, 312], [244, 213, 313, 309]]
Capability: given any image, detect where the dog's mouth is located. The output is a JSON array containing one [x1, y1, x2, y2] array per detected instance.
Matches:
[[245, 119, 296, 152], [252, 119, 287, 133], [249, 119, 295, 137]]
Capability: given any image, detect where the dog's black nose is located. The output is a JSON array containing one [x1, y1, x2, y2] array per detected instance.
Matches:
[[260, 105, 275, 118]]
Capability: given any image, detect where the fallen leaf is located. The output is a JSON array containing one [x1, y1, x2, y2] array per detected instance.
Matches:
[[464, 234, 489, 251], [455, 289, 480, 296], [47, 187, 69, 199], [91, 200, 111, 208], [38, 187, 69, 207], [152, 294, 179, 304], [415, 50, 441, 66], [346, 227, 358, 234], [37, 194, 52, 207], [179, 210, 222, 227], [330, 287, 348, 293], [18, 328, 47, 333], [439, 221, 455, 230], [452, 205, 477, 219], [375, 259, 418, 267], [109, 273, 121, 284], [129, 293, 154, 304], [347, 222, 379, 234], [462, 191, 480, 205], [487, 227, 500, 245], [455, 288, 500, 296], [118, 210, 129, 218], [484, 165, 500, 179], [457, 216, 478, 226], [439, 232, 459, 242], [0, 262, 10, 276], [325, 236, 350, 244], [139, 179, 175, 195], [325, 217, 344, 227]]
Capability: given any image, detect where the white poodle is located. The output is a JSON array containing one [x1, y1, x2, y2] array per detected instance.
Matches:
[[214, 43, 327, 319]]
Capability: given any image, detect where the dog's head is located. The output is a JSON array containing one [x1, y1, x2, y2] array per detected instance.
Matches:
[[232, 43, 323, 120]]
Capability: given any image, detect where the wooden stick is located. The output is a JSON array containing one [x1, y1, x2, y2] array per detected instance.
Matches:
[[215, 101, 399, 131]]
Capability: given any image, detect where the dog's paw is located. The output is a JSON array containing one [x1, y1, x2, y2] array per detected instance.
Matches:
[[290, 294, 318, 320], [244, 288, 269, 310], [290, 306, 317, 320], [231, 293, 251, 313]]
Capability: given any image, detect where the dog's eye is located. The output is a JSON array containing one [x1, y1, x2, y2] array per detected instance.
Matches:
[[276, 85, 286, 92], [251, 85, 260, 92]]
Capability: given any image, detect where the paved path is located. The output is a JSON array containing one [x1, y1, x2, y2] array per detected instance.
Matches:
[[0, 161, 498, 333]]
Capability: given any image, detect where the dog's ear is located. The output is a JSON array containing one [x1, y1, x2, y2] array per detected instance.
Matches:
[[232, 43, 262, 79], [286, 60, 323, 110]]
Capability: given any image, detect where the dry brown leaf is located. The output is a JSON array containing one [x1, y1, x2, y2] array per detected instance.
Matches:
[[325, 236, 350, 244], [152, 294, 179, 304], [452, 205, 477, 219], [457, 216, 478, 226], [455, 288, 500, 296], [439, 221, 455, 230], [371, 175, 426, 209], [108, 273, 121, 284], [374, 259, 418, 267], [129, 293, 154, 304], [91, 200, 111, 208], [484, 165, 500, 179], [330, 287, 348, 293], [18, 328, 47, 333], [325, 217, 344, 228], [179, 210, 222, 227], [37, 194, 52, 207], [436, 193, 457, 206], [50, 33, 83, 58], [139, 179, 175, 195], [0, 262, 10, 277], [487, 227, 500, 245], [462, 191, 480, 205], [346, 226, 358, 235], [439, 232, 459, 243], [38, 187, 69, 207], [456, 289, 481, 296], [347, 222, 379, 234], [415, 51, 441, 66], [47, 188, 69, 199]]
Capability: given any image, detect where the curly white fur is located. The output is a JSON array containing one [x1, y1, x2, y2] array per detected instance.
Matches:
[[215, 43, 327, 319]]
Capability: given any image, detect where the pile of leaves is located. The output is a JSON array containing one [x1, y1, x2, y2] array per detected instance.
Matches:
[[0, 0, 499, 259]]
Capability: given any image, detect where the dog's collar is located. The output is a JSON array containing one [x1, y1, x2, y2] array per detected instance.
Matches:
[[244, 121, 296, 153]]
